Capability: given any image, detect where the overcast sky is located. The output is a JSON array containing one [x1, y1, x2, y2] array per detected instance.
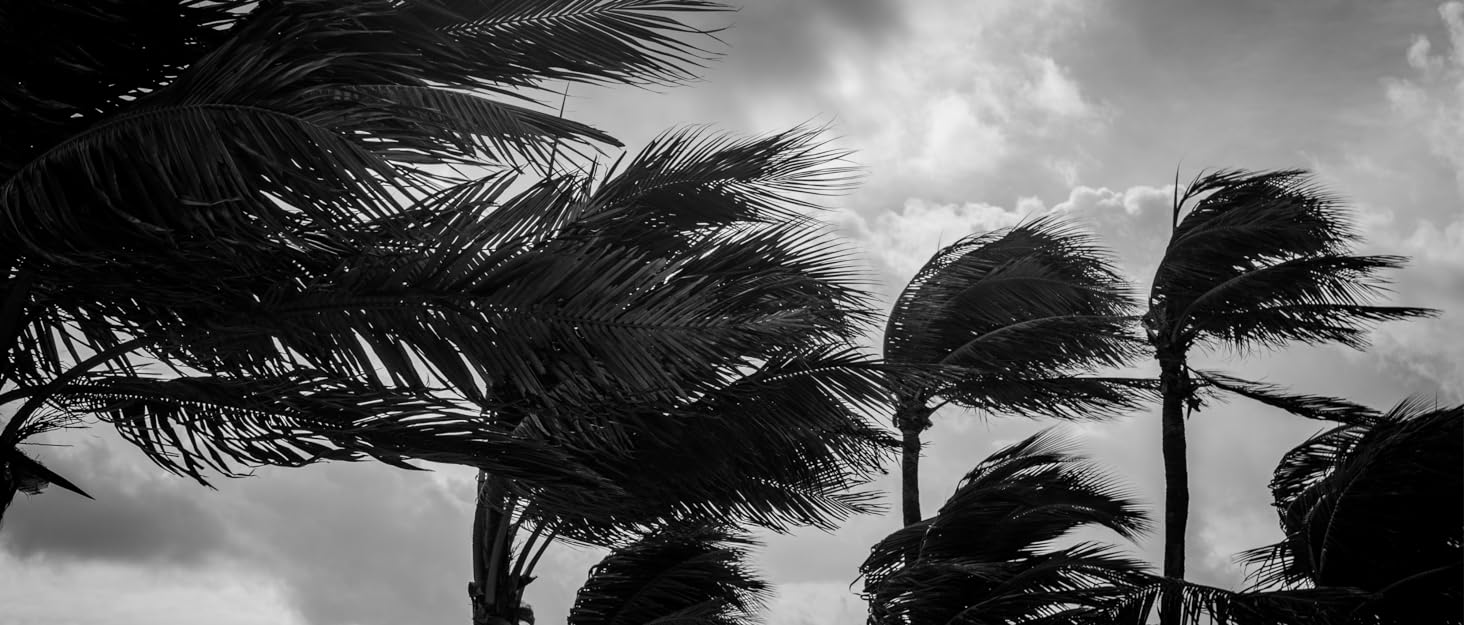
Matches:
[[4, 2, 1462, 624]]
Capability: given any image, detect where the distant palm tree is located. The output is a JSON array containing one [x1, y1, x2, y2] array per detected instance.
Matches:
[[569, 524, 769, 625], [1242, 399, 1463, 624], [882, 217, 1146, 526], [859, 429, 1154, 624], [1140, 169, 1435, 625], [856, 429, 1380, 625]]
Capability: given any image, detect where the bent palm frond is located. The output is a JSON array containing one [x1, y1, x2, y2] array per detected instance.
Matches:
[[860, 429, 1151, 625], [48, 372, 611, 491], [1241, 399, 1462, 623], [569, 524, 769, 625]]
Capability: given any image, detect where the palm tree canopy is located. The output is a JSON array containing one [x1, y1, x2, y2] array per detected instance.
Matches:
[[1146, 169, 1435, 355], [884, 216, 1147, 422], [859, 429, 1152, 625], [1, 0, 901, 537], [569, 524, 770, 625], [1243, 399, 1463, 624]]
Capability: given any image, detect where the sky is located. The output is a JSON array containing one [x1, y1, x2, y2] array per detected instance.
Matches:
[[3, 1, 1462, 623]]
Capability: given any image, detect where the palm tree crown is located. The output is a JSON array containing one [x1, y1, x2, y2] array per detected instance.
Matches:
[[882, 216, 1145, 525]]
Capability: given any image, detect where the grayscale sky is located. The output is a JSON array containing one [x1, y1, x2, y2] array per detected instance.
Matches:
[[3, 1, 1461, 624]]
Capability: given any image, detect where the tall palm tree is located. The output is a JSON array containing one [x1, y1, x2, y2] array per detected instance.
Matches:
[[569, 524, 770, 625], [883, 217, 1146, 526], [1, 0, 740, 520], [1242, 399, 1463, 624], [1142, 169, 1436, 625], [859, 428, 1154, 624]]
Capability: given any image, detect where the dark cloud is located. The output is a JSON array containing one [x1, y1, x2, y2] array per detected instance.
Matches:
[[2, 426, 485, 625], [2, 438, 229, 566]]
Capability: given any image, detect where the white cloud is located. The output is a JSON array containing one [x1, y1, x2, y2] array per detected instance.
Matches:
[[1385, 2, 1464, 195], [835, 198, 1029, 287]]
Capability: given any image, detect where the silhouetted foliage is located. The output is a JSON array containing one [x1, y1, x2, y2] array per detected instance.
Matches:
[[1140, 169, 1435, 625], [1242, 399, 1463, 624], [883, 217, 1147, 524]]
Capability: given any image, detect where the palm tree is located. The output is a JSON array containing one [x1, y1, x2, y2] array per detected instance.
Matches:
[[882, 217, 1147, 526], [1141, 169, 1436, 625], [1242, 399, 1463, 624], [857, 429, 1379, 625], [859, 428, 1154, 624], [569, 524, 770, 625], [4, 4, 906, 622], [1, 0, 741, 520], [455, 126, 898, 623]]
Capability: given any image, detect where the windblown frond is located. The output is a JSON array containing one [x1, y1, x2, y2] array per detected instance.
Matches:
[[1191, 370, 1380, 425], [860, 429, 1151, 625], [49, 372, 610, 491], [569, 524, 769, 625], [514, 346, 898, 544], [1241, 400, 1462, 623]]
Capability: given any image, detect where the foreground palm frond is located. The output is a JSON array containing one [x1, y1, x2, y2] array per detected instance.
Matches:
[[860, 429, 1151, 625], [510, 345, 898, 544], [1240, 399, 1462, 624], [569, 524, 769, 625], [48, 372, 610, 491]]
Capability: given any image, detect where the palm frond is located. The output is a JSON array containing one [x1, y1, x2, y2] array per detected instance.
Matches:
[[1190, 370, 1380, 425], [861, 429, 1151, 625], [1150, 169, 1434, 352], [49, 372, 612, 491], [1, 447, 93, 500], [404, 0, 731, 88], [585, 125, 861, 235], [1033, 575, 1372, 625], [512, 346, 897, 544], [939, 376, 1159, 421], [569, 524, 769, 625], [1177, 254, 1435, 351], [1242, 400, 1462, 623]]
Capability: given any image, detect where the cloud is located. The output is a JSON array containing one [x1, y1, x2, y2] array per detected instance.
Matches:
[[2, 428, 480, 625], [832, 197, 1027, 292], [1385, 2, 1464, 194]]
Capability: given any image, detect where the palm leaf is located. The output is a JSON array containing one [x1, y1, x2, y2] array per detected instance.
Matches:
[[48, 372, 612, 491], [860, 429, 1151, 625], [511, 345, 897, 544], [1190, 370, 1380, 425], [1241, 400, 1462, 623], [569, 524, 769, 625]]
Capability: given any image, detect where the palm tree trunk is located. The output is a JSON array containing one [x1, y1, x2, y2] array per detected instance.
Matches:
[[900, 424, 922, 527], [1158, 355, 1189, 625], [895, 402, 934, 528], [470, 471, 519, 625]]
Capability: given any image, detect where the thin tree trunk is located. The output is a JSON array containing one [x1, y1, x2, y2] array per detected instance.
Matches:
[[900, 425, 922, 527], [1158, 355, 1189, 625], [469, 471, 519, 625]]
